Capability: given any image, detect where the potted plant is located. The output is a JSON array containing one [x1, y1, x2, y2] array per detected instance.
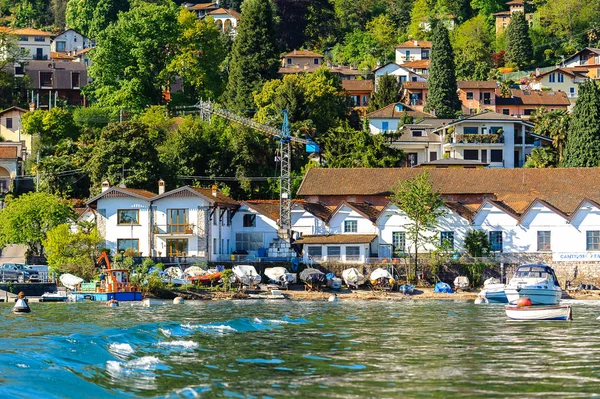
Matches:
[[184, 224, 194, 234], [153, 224, 159, 234]]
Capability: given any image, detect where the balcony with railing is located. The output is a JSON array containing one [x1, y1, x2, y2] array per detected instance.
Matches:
[[153, 223, 196, 236], [446, 133, 504, 144]]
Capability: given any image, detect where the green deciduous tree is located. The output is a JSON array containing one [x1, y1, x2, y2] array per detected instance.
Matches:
[[424, 22, 461, 118], [452, 15, 493, 80], [0, 192, 74, 256], [524, 147, 558, 168], [463, 229, 490, 257], [505, 11, 533, 69], [224, 0, 279, 111], [303, 0, 337, 50], [331, 29, 380, 70], [43, 222, 103, 280], [531, 108, 570, 164], [66, 0, 130, 39], [85, 121, 162, 192], [368, 74, 401, 112], [390, 171, 445, 283], [562, 80, 600, 167], [165, 9, 228, 102], [0, 30, 30, 108], [254, 68, 346, 135], [21, 108, 80, 153], [86, 0, 179, 108], [320, 122, 405, 168]]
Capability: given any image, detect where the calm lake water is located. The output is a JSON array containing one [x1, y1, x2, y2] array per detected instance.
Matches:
[[1, 299, 600, 398]]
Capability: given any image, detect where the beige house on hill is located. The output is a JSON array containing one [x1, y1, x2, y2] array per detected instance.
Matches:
[[0, 107, 31, 156], [281, 50, 324, 68], [493, 0, 533, 35]]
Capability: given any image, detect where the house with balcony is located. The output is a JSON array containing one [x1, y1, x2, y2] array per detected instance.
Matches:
[[402, 81, 497, 113], [50, 29, 94, 55], [295, 167, 600, 281], [495, 89, 571, 117], [23, 61, 88, 107], [86, 181, 239, 261], [373, 63, 426, 88], [493, 0, 533, 35], [207, 8, 240, 36], [529, 67, 588, 105], [432, 112, 549, 168], [366, 102, 434, 135], [0, 106, 31, 156], [11, 28, 53, 60], [561, 47, 600, 79], [342, 79, 373, 109], [394, 40, 431, 65]]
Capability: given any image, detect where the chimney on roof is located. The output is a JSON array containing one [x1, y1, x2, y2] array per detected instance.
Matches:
[[29, 102, 35, 112], [158, 179, 165, 195], [211, 184, 218, 197], [414, 40, 418, 46], [294, 49, 297, 55], [101, 179, 110, 192], [535, 68, 540, 77]]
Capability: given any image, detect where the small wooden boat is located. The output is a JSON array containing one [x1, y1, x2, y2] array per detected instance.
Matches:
[[505, 304, 572, 321], [188, 272, 222, 285]]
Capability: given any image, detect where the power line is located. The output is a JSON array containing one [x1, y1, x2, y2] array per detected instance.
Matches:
[[178, 175, 304, 181]]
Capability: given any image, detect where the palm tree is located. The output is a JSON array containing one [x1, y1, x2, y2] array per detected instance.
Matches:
[[532, 108, 570, 164]]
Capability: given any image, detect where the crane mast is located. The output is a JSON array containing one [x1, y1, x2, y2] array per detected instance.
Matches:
[[197, 100, 308, 236]]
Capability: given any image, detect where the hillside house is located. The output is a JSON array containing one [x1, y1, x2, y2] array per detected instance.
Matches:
[[281, 50, 324, 69], [495, 89, 570, 117], [11, 28, 53, 60], [373, 62, 427, 88], [342, 79, 373, 108], [0, 106, 31, 156], [394, 40, 431, 65], [402, 81, 496, 114], [50, 29, 94, 55], [561, 47, 600, 79], [529, 67, 588, 104], [208, 8, 240, 35], [22, 61, 88, 107]]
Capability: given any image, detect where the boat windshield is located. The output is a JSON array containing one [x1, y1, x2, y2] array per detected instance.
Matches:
[[514, 266, 551, 279]]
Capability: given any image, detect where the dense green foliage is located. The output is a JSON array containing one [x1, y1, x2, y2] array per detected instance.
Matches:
[[424, 23, 461, 118], [0, 192, 74, 256], [531, 108, 570, 165], [463, 229, 490, 257], [65, 0, 130, 39], [319, 123, 405, 168], [86, 1, 179, 108], [505, 12, 532, 69], [224, 0, 279, 111], [44, 222, 103, 280], [451, 16, 493, 80], [368, 74, 401, 112], [562, 80, 600, 167], [524, 147, 558, 168]]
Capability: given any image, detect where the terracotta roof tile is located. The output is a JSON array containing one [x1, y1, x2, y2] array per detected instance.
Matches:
[[50, 52, 75, 60], [293, 234, 378, 244], [296, 202, 333, 222], [283, 50, 324, 58], [395, 40, 431, 49], [244, 200, 280, 221], [208, 8, 241, 19], [188, 2, 217, 10], [402, 60, 430, 69], [458, 81, 497, 89], [121, 188, 155, 198], [191, 187, 239, 205], [496, 89, 571, 106], [297, 168, 600, 215], [402, 81, 428, 90], [341, 79, 373, 92], [12, 28, 53, 36], [346, 202, 383, 223], [365, 103, 434, 119]]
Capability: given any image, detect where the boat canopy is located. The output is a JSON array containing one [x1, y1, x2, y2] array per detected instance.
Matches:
[[513, 264, 559, 286]]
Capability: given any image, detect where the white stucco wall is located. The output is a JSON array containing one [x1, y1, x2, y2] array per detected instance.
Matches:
[[328, 205, 377, 235], [231, 207, 279, 256], [51, 30, 93, 53], [97, 197, 151, 256]]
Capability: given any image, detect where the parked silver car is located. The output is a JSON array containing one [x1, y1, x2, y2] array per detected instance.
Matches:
[[0, 263, 40, 283]]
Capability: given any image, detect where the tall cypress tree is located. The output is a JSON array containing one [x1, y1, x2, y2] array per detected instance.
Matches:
[[424, 22, 461, 118], [368, 74, 400, 112], [505, 11, 532, 69], [562, 80, 600, 167], [223, 0, 279, 111]]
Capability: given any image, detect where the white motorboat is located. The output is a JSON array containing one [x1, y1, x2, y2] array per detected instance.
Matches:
[[342, 267, 366, 289], [162, 266, 186, 285], [232, 265, 262, 287], [480, 277, 507, 303], [505, 304, 572, 321], [505, 264, 562, 305], [59, 273, 84, 289], [264, 267, 295, 288], [40, 291, 69, 302], [454, 276, 469, 291]]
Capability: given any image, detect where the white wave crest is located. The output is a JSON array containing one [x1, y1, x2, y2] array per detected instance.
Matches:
[[109, 342, 135, 356], [157, 340, 199, 349], [106, 356, 162, 376]]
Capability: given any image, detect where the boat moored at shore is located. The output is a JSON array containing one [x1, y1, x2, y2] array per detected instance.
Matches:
[[505, 264, 562, 305]]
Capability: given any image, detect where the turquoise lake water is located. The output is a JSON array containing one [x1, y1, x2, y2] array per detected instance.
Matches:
[[1, 299, 600, 398]]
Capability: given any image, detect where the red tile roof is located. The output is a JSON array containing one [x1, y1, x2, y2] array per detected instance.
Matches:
[[12, 28, 53, 37], [341, 79, 373, 92], [208, 8, 241, 19], [402, 81, 428, 90], [365, 103, 433, 119], [192, 187, 239, 205], [297, 168, 600, 215], [50, 52, 75, 60], [244, 200, 280, 221], [395, 40, 432, 49], [188, 2, 217, 10], [458, 81, 497, 89], [496, 89, 571, 106], [283, 50, 324, 58], [402, 60, 430, 69], [121, 188, 155, 199]]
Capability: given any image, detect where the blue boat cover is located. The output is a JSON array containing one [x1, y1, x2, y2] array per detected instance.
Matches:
[[434, 282, 453, 294]]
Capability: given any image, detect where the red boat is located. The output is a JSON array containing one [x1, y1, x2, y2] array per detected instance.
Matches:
[[188, 272, 222, 285]]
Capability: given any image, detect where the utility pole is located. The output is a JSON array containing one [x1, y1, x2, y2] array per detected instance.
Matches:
[[35, 151, 40, 191]]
